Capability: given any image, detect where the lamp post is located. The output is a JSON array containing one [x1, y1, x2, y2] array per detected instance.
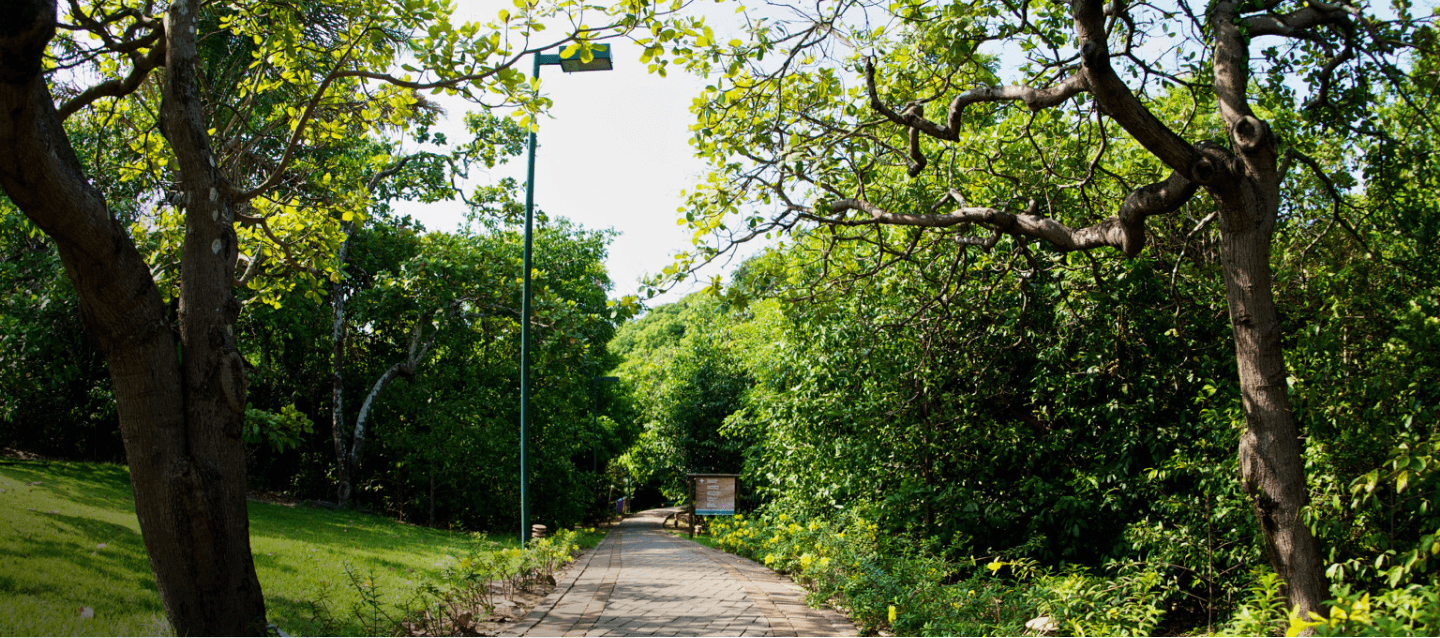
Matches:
[[520, 44, 614, 545]]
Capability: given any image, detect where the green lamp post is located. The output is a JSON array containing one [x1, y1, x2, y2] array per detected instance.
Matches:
[[520, 44, 613, 544]]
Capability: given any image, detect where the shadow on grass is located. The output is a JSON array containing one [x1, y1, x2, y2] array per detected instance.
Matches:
[[2, 462, 135, 508], [0, 509, 162, 613]]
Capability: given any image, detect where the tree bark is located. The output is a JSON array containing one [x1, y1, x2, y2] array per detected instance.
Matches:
[[0, 2, 266, 634], [1213, 172, 1326, 619]]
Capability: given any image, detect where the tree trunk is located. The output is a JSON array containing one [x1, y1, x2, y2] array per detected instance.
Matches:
[[1214, 170, 1325, 619], [0, 2, 266, 634], [331, 234, 353, 507], [336, 304, 435, 508]]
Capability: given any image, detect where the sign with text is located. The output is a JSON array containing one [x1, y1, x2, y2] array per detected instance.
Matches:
[[692, 475, 737, 516]]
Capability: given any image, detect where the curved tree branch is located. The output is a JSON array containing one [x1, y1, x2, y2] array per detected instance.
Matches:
[[865, 58, 1089, 144], [1073, 0, 1207, 182], [824, 170, 1196, 257], [1286, 148, 1372, 256], [57, 31, 165, 120]]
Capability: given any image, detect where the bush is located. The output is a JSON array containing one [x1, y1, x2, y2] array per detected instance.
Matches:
[[710, 507, 1167, 636]]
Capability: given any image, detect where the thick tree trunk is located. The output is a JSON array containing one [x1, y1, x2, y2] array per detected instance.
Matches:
[[0, 2, 266, 634], [1214, 172, 1325, 619]]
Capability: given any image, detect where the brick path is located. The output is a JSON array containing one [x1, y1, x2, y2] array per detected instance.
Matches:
[[505, 508, 856, 637]]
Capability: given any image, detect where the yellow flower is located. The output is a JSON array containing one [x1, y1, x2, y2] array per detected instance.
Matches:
[[888, 605, 897, 624], [778, 513, 788, 522], [819, 557, 830, 568], [986, 560, 1006, 573], [764, 554, 776, 566]]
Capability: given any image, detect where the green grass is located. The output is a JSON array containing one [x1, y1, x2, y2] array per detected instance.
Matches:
[[665, 527, 721, 551], [0, 459, 602, 636]]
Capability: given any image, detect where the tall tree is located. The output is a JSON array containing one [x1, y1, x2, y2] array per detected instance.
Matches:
[[0, 0, 706, 633], [673, 0, 1432, 618]]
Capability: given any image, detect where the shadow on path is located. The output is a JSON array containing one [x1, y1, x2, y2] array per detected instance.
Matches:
[[505, 507, 855, 637]]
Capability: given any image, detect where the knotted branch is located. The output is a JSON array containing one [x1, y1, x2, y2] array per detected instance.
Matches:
[[822, 170, 1196, 258]]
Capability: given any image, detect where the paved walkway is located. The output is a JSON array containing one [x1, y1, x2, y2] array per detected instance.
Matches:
[[505, 508, 856, 637]]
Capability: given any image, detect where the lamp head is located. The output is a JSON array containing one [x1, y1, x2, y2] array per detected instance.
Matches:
[[537, 44, 613, 73]]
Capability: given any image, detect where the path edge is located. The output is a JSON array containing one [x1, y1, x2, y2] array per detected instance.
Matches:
[[502, 529, 611, 637], [669, 530, 859, 637]]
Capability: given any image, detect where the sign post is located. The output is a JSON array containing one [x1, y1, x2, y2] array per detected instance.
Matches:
[[687, 473, 739, 539]]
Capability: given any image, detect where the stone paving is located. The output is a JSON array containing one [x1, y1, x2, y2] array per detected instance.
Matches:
[[505, 508, 856, 637]]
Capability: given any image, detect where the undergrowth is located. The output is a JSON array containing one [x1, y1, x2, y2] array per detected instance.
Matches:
[[710, 504, 1439, 636]]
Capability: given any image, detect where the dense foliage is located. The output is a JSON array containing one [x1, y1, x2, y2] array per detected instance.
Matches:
[[0, 200, 632, 532], [604, 95, 1440, 638]]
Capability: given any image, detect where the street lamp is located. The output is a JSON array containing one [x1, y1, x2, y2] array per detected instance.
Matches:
[[520, 44, 613, 545]]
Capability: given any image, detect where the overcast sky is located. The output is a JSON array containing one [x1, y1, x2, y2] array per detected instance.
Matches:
[[391, 1, 753, 308]]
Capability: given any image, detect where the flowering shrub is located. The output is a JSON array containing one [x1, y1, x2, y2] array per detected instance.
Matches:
[[710, 508, 1167, 635]]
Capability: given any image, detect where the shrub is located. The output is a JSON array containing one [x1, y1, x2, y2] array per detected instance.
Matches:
[[710, 507, 1166, 636]]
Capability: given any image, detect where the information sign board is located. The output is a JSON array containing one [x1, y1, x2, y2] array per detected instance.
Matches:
[[693, 475, 736, 516]]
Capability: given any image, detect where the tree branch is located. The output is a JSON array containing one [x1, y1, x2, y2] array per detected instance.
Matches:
[[864, 58, 1088, 144], [1286, 148, 1372, 256], [57, 31, 165, 121], [824, 170, 1196, 257], [1073, 0, 1207, 181]]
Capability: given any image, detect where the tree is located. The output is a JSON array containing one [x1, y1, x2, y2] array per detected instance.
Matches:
[[327, 114, 527, 509], [673, 0, 1432, 618], [0, 0, 706, 633], [613, 295, 753, 500]]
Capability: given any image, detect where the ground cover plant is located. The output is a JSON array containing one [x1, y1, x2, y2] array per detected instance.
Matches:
[[709, 508, 1440, 637], [0, 459, 603, 636]]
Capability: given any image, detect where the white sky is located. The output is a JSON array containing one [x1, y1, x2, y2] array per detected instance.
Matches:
[[392, 1, 753, 308]]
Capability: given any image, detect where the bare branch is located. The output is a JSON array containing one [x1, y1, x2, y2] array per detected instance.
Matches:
[[235, 248, 267, 286], [57, 32, 164, 120], [824, 170, 1196, 257], [1286, 148, 1372, 256], [1169, 210, 1217, 296], [1073, 0, 1206, 181], [1240, 2, 1361, 112], [864, 58, 1088, 144], [366, 153, 420, 191]]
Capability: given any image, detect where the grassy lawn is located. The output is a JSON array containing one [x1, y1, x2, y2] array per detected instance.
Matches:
[[0, 459, 602, 636]]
